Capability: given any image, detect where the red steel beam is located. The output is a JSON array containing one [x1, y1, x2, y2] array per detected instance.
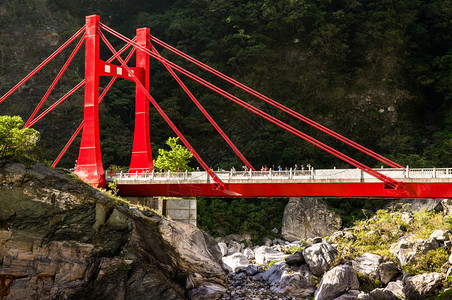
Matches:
[[117, 182, 452, 199]]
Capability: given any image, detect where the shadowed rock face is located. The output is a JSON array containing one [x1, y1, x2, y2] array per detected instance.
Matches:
[[0, 162, 227, 299], [281, 198, 341, 242]]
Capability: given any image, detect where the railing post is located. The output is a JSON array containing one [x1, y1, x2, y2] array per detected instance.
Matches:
[[167, 170, 171, 180], [269, 168, 272, 179], [249, 169, 252, 178], [151, 169, 155, 179], [406, 165, 410, 178], [135, 171, 138, 179], [289, 168, 293, 179], [310, 167, 314, 179], [433, 168, 436, 178]]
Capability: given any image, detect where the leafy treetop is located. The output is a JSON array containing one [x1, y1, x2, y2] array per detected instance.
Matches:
[[0, 115, 41, 163], [153, 137, 193, 172]]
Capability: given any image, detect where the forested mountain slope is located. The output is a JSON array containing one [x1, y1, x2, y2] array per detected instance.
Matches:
[[0, 0, 450, 170]]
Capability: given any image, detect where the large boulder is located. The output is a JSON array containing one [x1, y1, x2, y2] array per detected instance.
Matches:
[[315, 265, 360, 300], [0, 163, 227, 299], [389, 199, 442, 212], [254, 246, 288, 265], [403, 272, 443, 299], [262, 262, 316, 298], [222, 253, 249, 273], [303, 241, 337, 277], [281, 198, 341, 242], [351, 253, 382, 277], [377, 262, 400, 284]]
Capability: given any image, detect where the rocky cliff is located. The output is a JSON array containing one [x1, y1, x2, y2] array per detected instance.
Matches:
[[0, 162, 227, 299]]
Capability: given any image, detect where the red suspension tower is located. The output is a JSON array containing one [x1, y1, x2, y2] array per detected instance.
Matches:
[[74, 15, 152, 187]]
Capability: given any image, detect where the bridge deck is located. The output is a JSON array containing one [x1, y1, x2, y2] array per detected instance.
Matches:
[[111, 168, 452, 198]]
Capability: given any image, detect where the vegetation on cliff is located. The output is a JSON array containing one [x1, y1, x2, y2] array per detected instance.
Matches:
[[0, 115, 41, 163]]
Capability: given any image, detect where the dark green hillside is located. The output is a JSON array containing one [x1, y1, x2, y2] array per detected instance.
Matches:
[[0, 0, 450, 170]]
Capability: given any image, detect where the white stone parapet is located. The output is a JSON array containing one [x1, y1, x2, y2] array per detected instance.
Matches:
[[107, 167, 452, 184]]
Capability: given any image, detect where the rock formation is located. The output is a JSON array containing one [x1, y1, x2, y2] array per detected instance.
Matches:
[[0, 162, 227, 299], [281, 198, 341, 241]]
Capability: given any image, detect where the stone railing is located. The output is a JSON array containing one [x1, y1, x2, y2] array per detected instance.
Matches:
[[107, 167, 452, 183]]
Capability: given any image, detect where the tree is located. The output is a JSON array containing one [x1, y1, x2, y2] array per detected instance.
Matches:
[[0, 115, 41, 163], [153, 137, 193, 172]]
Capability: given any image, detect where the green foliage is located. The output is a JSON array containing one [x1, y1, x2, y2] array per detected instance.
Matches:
[[107, 178, 119, 196], [405, 247, 449, 275], [0, 115, 41, 163], [197, 198, 288, 241], [333, 207, 452, 277], [153, 137, 193, 172], [357, 272, 383, 292], [324, 199, 388, 227]]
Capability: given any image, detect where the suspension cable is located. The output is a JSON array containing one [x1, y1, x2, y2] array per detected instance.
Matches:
[[26, 33, 86, 127], [99, 28, 225, 190], [26, 37, 137, 129], [52, 41, 137, 167], [100, 23, 401, 188], [0, 26, 86, 104], [149, 34, 404, 170], [149, 40, 255, 171]]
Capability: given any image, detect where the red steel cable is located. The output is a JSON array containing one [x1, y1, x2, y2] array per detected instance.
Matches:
[[26, 38, 137, 129], [149, 35, 404, 170], [99, 29, 225, 190], [0, 26, 86, 104], [52, 43, 137, 167], [26, 34, 86, 128], [100, 23, 401, 188], [149, 40, 255, 171], [52, 121, 84, 167]]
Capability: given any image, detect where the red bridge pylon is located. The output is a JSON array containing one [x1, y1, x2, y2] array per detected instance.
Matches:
[[74, 15, 153, 187]]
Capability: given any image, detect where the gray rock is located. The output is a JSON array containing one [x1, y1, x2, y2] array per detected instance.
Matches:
[[222, 253, 249, 273], [377, 262, 400, 284], [332, 290, 361, 300], [312, 236, 323, 244], [263, 237, 272, 247], [401, 212, 414, 224], [430, 229, 450, 241], [270, 264, 316, 298], [385, 280, 405, 299], [441, 199, 452, 216], [392, 199, 442, 212], [281, 198, 341, 242], [218, 242, 228, 257], [352, 252, 382, 277], [245, 264, 263, 276], [303, 241, 337, 276], [243, 247, 255, 260], [262, 261, 286, 283], [285, 251, 305, 265], [390, 238, 416, 266], [227, 240, 242, 255], [403, 272, 443, 298], [329, 231, 356, 243], [0, 163, 228, 300], [415, 237, 439, 254], [271, 227, 279, 234], [369, 288, 397, 300], [254, 246, 288, 265], [188, 284, 226, 300], [315, 265, 360, 300]]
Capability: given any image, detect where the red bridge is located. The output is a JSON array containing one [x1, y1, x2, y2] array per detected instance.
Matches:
[[1, 15, 452, 198]]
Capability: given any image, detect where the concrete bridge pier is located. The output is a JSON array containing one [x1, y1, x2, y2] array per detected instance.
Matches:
[[125, 196, 197, 226]]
